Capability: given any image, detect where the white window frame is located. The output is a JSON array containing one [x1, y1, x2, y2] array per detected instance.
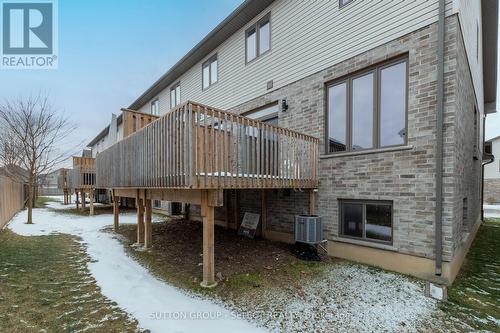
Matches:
[[245, 13, 271, 64], [202, 54, 218, 90], [170, 82, 181, 109], [151, 99, 159, 116]]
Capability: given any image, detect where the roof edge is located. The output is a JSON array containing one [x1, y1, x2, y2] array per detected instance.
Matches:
[[128, 0, 274, 111]]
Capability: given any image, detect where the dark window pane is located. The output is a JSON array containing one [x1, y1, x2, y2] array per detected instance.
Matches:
[[259, 21, 270, 54], [352, 73, 374, 150], [366, 204, 392, 242], [328, 83, 347, 152], [380, 62, 407, 147], [342, 203, 363, 238]]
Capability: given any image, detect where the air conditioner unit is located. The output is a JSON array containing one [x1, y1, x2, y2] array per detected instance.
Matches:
[[295, 215, 323, 244]]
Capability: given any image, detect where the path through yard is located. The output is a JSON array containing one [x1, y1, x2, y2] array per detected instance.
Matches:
[[5, 198, 265, 333]]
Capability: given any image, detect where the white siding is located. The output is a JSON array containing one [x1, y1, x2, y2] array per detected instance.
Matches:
[[485, 138, 500, 179], [91, 122, 123, 157], [138, 0, 456, 115], [455, 0, 484, 113]]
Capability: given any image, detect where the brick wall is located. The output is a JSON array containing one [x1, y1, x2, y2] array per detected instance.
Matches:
[[449, 18, 483, 253], [193, 15, 477, 263]]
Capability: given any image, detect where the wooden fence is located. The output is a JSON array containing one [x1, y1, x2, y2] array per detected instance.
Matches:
[[97, 101, 319, 190], [0, 175, 25, 229]]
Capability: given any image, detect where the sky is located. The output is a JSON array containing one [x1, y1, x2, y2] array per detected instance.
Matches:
[[0, 0, 499, 156], [0, 0, 243, 154]]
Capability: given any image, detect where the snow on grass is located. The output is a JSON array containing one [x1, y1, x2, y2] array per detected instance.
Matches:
[[231, 263, 438, 333], [484, 204, 500, 219], [7, 196, 266, 333]]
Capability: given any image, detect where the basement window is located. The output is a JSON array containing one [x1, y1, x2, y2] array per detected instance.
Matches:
[[339, 200, 393, 244]]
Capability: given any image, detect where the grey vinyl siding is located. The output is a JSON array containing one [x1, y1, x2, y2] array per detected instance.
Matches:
[[138, 0, 456, 116]]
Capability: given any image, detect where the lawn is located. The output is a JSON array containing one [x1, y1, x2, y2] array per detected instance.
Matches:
[[114, 219, 438, 332], [34, 196, 59, 208], [114, 216, 500, 332], [441, 218, 500, 332], [0, 229, 141, 333], [3, 199, 498, 333]]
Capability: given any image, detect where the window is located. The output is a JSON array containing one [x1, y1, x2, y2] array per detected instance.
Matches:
[[339, 200, 393, 244], [170, 83, 181, 109], [150, 99, 159, 116], [327, 58, 407, 153], [243, 102, 279, 125], [246, 14, 271, 63], [339, 0, 355, 7], [242, 102, 279, 175], [202, 54, 218, 89]]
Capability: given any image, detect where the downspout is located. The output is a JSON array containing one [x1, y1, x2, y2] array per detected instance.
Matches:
[[482, 114, 495, 220], [435, 0, 446, 276], [481, 114, 486, 221]]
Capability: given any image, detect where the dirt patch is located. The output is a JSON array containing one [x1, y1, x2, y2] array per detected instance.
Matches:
[[52, 205, 135, 216], [115, 218, 332, 297]]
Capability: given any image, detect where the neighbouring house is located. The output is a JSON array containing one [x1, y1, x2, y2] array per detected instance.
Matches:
[[484, 135, 500, 203], [85, 0, 498, 287], [39, 168, 65, 196]]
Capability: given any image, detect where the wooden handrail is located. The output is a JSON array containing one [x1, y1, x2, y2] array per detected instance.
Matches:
[[96, 101, 319, 189]]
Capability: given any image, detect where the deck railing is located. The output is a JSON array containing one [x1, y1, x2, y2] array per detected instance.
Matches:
[[70, 157, 96, 189], [96, 101, 318, 189]]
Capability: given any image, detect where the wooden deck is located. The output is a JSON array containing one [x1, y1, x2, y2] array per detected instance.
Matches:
[[95, 101, 319, 288], [96, 101, 319, 190], [57, 168, 72, 205], [69, 156, 96, 190], [66, 157, 97, 214]]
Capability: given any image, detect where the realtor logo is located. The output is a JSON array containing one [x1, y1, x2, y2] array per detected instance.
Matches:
[[1, 0, 58, 69]]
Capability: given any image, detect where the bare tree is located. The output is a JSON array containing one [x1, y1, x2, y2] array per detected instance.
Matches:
[[0, 94, 75, 224]]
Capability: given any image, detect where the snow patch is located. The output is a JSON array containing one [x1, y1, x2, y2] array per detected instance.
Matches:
[[7, 196, 265, 333]]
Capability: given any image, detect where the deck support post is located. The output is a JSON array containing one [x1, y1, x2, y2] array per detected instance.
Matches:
[[136, 195, 145, 245], [233, 190, 239, 230], [309, 189, 317, 215], [261, 190, 267, 238], [81, 191, 86, 210], [113, 190, 120, 231], [144, 198, 152, 249], [76, 191, 80, 209], [89, 189, 94, 216], [200, 190, 216, 288]]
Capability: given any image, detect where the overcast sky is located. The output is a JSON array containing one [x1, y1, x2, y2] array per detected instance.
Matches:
[[0, 0, 499, 157]]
